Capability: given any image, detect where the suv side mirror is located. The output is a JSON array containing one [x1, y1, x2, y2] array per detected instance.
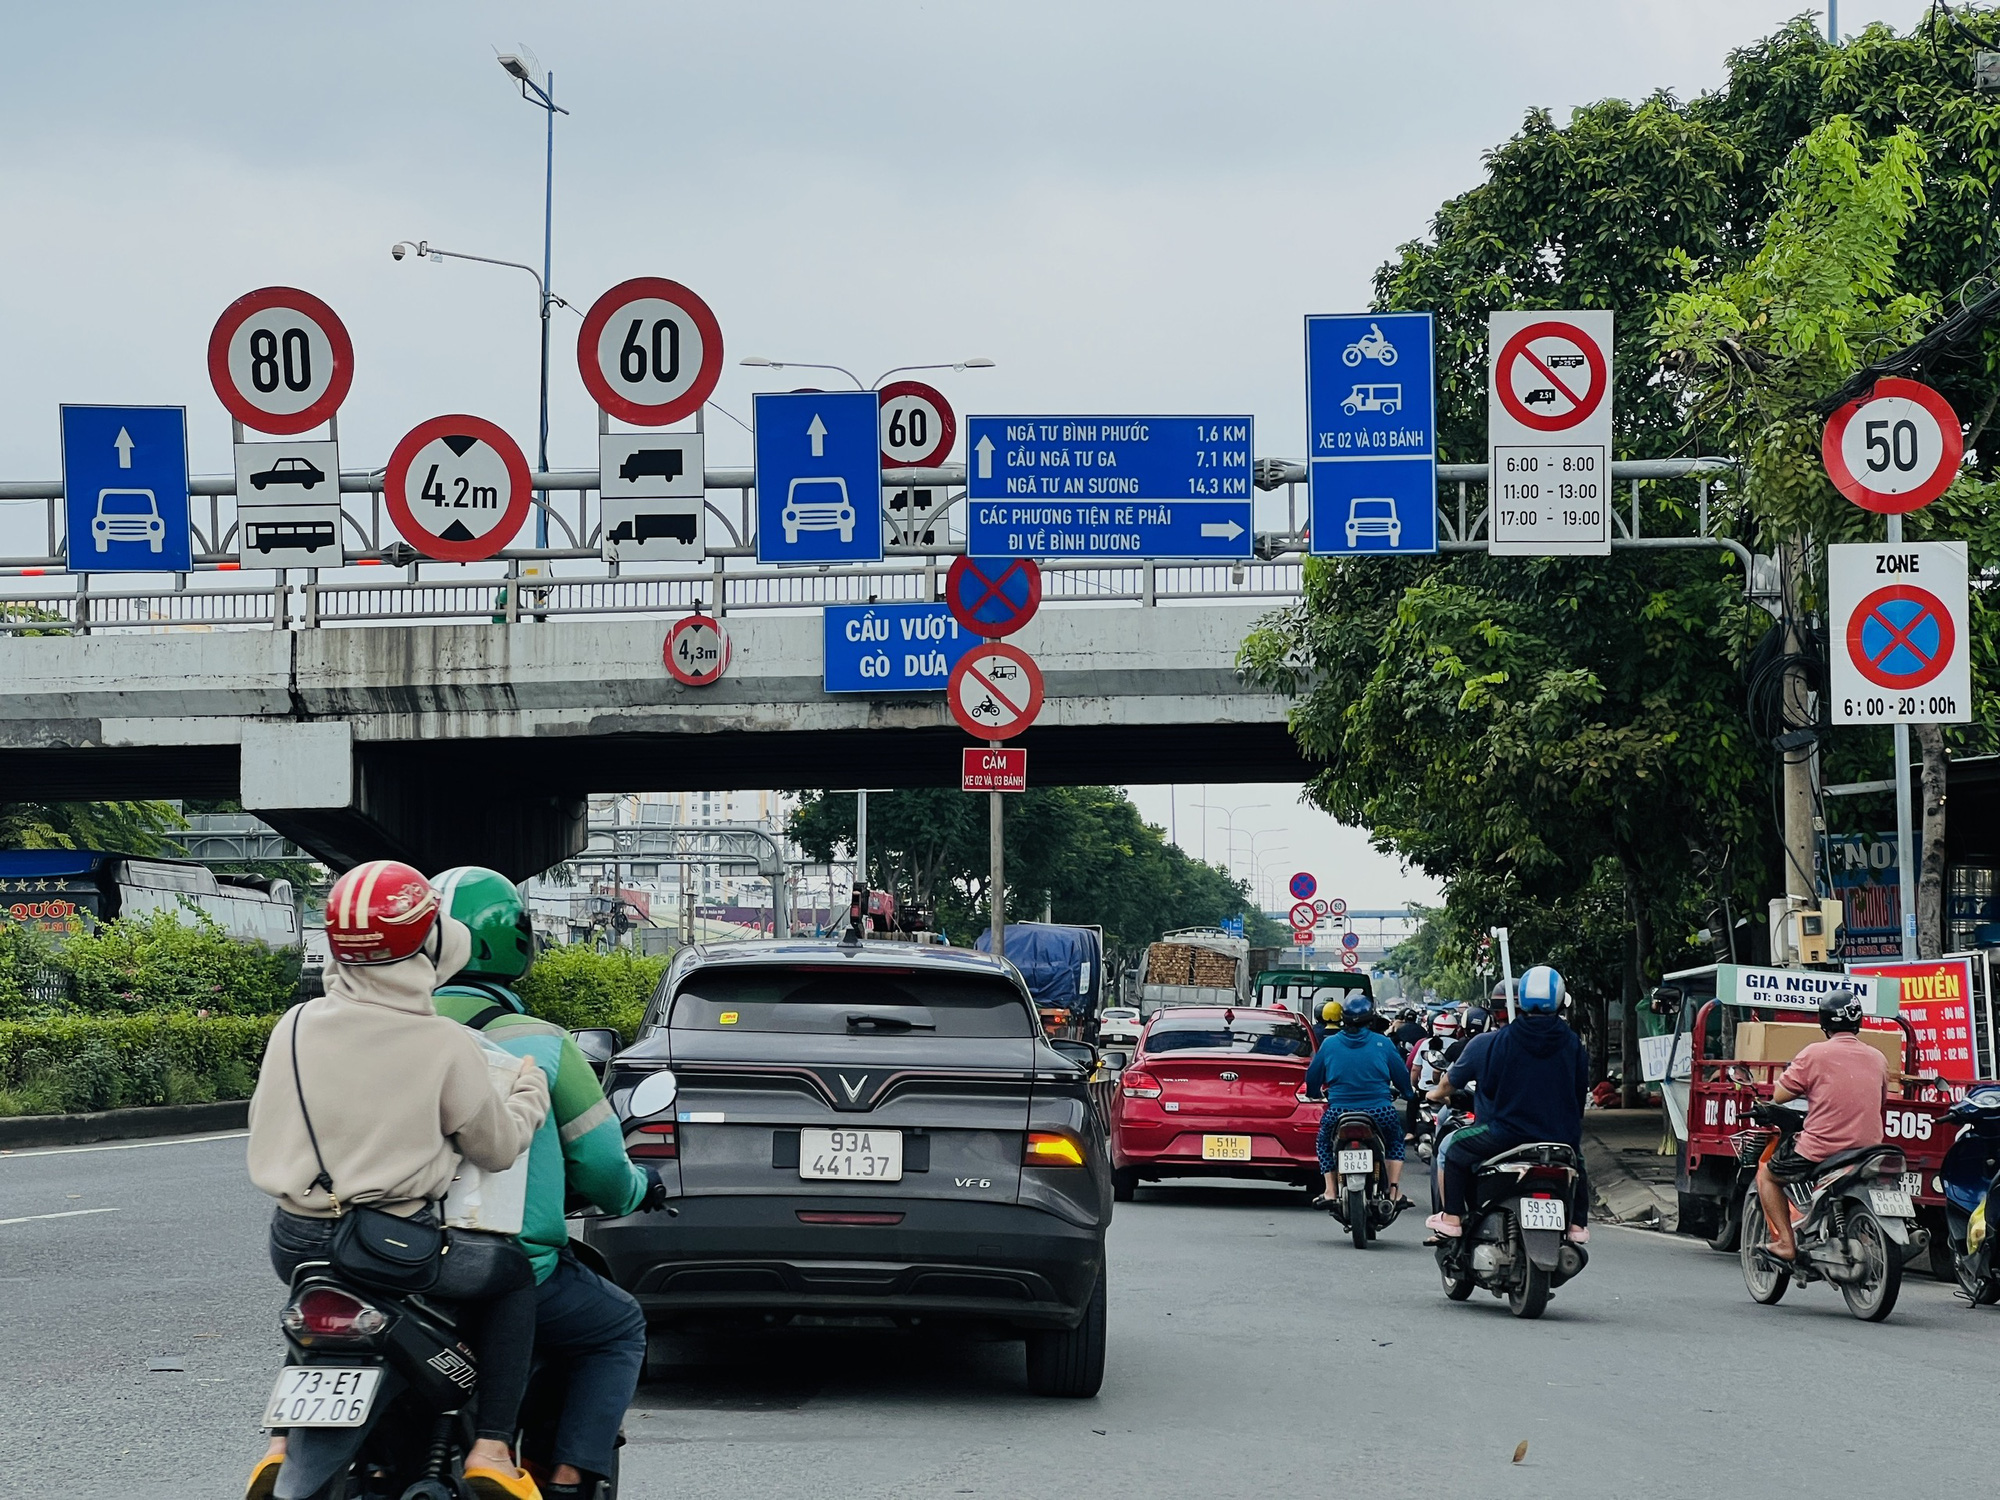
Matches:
[[1098, 1050, 1129, 1072], [570, 1028, 620, 1075], [1047, 1038, 1098, 1070]]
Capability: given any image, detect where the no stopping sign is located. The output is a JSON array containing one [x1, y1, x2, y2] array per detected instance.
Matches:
[[1822, 377, 1962, 514]]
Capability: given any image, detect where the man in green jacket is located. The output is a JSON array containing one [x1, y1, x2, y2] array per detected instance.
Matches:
[[433, 867, 656, 1500]]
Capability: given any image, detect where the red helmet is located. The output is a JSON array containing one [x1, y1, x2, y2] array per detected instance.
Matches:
[[326, 860, 440, 966]]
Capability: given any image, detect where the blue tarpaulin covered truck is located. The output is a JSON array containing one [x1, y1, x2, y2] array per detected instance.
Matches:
[[976, 923, 1103, 1037]]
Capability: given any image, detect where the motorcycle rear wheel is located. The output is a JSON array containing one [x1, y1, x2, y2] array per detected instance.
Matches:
[[1839, 1207, 1902, 1322], [1440, 1256, 1475, 1301], [1954, 1249, 2000, 1304], [1507, 1257, 1551, 1319], [1739, 1186, 1790, 1305], [1348, 1189, 1369, 1249]]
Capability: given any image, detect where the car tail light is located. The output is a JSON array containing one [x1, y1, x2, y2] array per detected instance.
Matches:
[[1121, 1069, 1162, 1099], [1025, 1131, 1086, 1167], [627, 1121, 677, 1159], [281, 1286, 389, 1341]]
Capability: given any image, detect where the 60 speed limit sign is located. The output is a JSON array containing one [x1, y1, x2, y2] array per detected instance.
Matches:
[[878, 379, 956, 468], [207, 287, 354, 434], [577, 277, 724, 426], [1822, 377, 1962, 514]]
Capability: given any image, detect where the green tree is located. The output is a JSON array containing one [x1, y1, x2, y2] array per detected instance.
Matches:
[[0, 801, 185, 856]]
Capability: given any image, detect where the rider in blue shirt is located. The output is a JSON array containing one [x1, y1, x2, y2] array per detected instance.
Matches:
[[1304, 993, 1415, 1207]]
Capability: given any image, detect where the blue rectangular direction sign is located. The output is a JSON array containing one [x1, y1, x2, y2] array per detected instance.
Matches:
[[965, 415, 1254, 559], [60, 404, 192, 573], [823, 603, 979, 692], [1305, 313, 1436, 556], [755, 390, 884, 565]]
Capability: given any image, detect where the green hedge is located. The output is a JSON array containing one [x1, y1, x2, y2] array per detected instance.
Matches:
[[514, 945, 666, 1043], [0, 910, 299, 1022], [0, 1014, 275, 1117]]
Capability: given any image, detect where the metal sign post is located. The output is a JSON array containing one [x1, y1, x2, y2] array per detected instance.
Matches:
[[989, 740, 1005, 961], [1890, 513, 1918, 960], [1495, 925, 1518, 1022]]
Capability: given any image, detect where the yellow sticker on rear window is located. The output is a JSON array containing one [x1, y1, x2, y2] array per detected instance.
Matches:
[[719, 1010, 740, 1025]]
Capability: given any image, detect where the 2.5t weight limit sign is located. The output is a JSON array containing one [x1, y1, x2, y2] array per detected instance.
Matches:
[[1829, 542, 1970, 724], [1822, 378, 1962, 515]]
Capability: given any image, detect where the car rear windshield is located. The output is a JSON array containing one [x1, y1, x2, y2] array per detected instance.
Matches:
[[668, 965, 1035, 1037], [1146, 1016, 1312, 1058]]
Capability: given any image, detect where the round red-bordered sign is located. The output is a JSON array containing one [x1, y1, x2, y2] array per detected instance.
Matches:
[[664, 613, 732, 685], [384, 414, 533, 562], [1494, 319, 1608, 433], [207, 286, 354, 434], [1846, 583, 1957, 691], [1327, 897, 1348, 917], [577, 277, 724, 427], [946, 556, 1041, 638], [947, 642, 1044, 740], [1289, 871, 1317, 901], [1341, 951, 1359, 970], [1821, 377, 1962, 515], [1289, 901, 1315, 928], [877, 379, 956, 468]]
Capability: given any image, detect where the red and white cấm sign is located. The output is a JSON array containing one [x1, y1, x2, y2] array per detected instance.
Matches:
[[1290, 901, 1316, 929], [1821, 377, 1962, 515], [1487, 309, 1613, 557], [1850, 958, 1978, 1082], [946, 641, 1043, 740], [208, 287, 355, 435], [961, 746, 1026, 793]]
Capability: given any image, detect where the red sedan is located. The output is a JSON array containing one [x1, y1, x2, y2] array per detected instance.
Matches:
[[1107, 1006, 1321, 1200]]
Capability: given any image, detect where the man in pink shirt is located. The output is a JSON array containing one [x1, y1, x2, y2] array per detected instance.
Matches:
[[1756, 989, 1888, 1261]]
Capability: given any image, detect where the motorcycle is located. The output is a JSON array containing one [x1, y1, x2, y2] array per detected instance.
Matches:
[[259, 1259, 620, 1500], [1432, 1106, 1586, 1319], [1322, 1109, 1410, 1249], [1341, 322, 1398, 367], [1739, 1100, 1923, 1322], [1935, 1085, 2000, 1304]]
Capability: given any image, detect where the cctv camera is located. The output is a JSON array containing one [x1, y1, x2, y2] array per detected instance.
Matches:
[[391, 244, 406, 260]]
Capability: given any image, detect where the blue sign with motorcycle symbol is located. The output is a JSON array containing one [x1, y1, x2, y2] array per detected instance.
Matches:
[[1304, 313, 1436, 556], [823, 603, 979, 693], [60, 404, 193, 573]]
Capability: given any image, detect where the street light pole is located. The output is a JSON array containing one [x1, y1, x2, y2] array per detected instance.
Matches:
[[497, 55, 569, 547]]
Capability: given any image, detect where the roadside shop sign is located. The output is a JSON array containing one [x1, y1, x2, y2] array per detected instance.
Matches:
[[946, 641, 1043, 740], [664, 612, 731, 686], [946, 555, 1041, 637], [1849, 957, 1978, 1082], [1821, 377, 1962, 515], [962, 746, 1027, 793], [823, 603, 977, 692], [1716, 963, 1900, 1017], [1828, 542, 1970, 725], [1289, 871, 1317, 901], [1304, 311, 1437, 556], [385, 415, 533, 562], [878, 380, 957, 469], [577, 277, 724, 426], [1486, 310, 1613, 557], [208, 286, 355, 435]]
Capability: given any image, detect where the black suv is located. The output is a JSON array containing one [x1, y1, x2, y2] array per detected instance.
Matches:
[[582, 939, 1111, 1396]]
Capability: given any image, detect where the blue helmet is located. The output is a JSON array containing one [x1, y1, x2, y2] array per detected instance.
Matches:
[[1519, 965, 1564, 1013], [1339, 992, 1375, 1028]]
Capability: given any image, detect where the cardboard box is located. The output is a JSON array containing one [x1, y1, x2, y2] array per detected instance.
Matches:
[[1734, 1021, 1903, 1083]]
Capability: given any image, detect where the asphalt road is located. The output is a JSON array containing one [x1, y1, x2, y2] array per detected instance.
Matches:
[[3, 1131, 1989, 1498]]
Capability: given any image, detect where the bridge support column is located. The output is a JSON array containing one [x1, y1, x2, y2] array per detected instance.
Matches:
[[242, 720, 586, 880]]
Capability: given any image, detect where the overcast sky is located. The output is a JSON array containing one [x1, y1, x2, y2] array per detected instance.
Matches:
[[0, 0, 1932, 908]]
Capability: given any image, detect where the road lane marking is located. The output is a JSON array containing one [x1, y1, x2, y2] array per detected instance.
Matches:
[[1, 1130, 248, 1160], [0, 1207, 120, 1227]]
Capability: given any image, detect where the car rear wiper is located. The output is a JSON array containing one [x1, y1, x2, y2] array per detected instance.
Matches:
[[845, 1012, 936, 1032]]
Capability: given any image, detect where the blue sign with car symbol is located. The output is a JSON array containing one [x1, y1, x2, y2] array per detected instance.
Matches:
[[755, 390, 883, 565], [823, 603, 979, 693], [1305, 314, 1436, 556], [61, 405, 192, 573]]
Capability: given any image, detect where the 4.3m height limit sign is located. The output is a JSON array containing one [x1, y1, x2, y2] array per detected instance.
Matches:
[[1487, 310, 1613, 556], [1829, 542, 1970, 724]]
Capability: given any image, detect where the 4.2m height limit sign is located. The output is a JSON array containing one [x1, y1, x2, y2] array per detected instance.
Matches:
[[1487, 311, 1613, 556]]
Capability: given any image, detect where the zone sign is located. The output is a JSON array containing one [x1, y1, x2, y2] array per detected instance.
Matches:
[[1828, 542, 1970, 725]]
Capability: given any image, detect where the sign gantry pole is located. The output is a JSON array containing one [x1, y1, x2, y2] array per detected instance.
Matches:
[[989, 740, 1005, 961], [1889, 511, 1919, 960]]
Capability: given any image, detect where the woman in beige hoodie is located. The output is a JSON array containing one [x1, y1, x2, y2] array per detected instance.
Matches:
[[246, 872, 550, 1500]]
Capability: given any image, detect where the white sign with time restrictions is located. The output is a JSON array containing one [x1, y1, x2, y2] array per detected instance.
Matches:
[[1487, 310, 1613, 556], [1829, 541, 1971, 725]]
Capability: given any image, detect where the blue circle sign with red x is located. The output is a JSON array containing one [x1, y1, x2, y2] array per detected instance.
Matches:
[[1848, 584, 1956, 691], [946, 556, 1042, 638]]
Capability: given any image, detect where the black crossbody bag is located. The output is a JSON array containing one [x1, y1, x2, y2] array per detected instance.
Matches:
[[288, 1007, 444, 1293]]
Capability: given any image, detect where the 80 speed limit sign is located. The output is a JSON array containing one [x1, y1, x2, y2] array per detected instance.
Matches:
[[1821, 377, 1962, 514], [207, 287, 354, 434], [577, 277, 724, 426]]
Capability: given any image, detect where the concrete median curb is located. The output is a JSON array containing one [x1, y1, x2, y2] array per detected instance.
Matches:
[[0, 1099, 249, 1150]]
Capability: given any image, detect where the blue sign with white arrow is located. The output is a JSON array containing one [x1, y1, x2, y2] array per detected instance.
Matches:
[[965, 415, 1254, 559], [60, 404, 192, 573], [823, 603, 979, 692], [1305, 313, 1436, 556], [754, 390, 884, 565]]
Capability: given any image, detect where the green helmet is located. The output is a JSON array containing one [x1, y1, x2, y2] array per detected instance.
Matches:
[[435, 866, 535, 981]]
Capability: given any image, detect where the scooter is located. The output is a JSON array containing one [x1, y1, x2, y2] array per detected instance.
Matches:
[[1322, 1110, 1411, 1249], [1740, 1100, 1924, 1322], [1342, 322, 1399, 367], [1433, 1131, 1587, 1319], [1936, 1085, 2000, 1304]]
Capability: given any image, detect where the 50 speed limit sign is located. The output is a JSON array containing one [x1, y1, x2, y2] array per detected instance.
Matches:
[[207, 287, 354, 434], [577, 277, 724, 426], [1822, 377, 1962, 514]]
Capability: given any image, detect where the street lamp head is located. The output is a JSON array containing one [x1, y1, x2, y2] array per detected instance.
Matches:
[[739, 356, 780, 368], [497, 52, 535, 83], [958, 358, 997, 369]]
